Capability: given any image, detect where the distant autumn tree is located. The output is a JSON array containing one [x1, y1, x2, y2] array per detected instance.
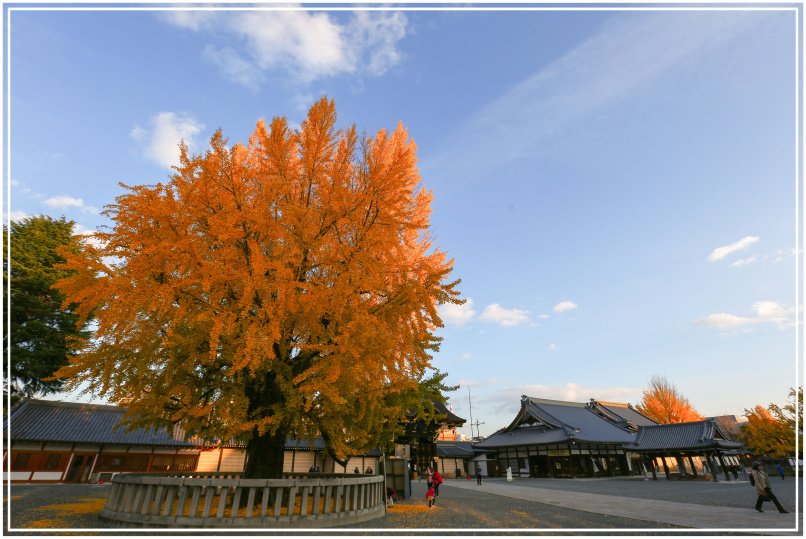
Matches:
[[741, 388, 802, 459], [55, 98, 462, 478], [635, 375, 704, 424]]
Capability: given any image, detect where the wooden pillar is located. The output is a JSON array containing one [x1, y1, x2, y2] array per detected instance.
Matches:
[[716, 453, 731, 481], [706, 454, 719, 482], [687, 455, 698, 477], [676, 455, 686, 478], [646, 456, 658, 480], [661, 455, 670, 479]]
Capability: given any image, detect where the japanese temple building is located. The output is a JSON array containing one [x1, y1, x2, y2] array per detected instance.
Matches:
[[475, 395, 747, 480], [4, 399, 381, 483], [475, 396, 642, 478]]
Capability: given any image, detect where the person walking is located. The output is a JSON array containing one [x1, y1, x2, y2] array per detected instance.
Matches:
[[751, 462, 789, 513], [475, 463, 483, 485], [425, 466, 434, 488], [433, 469, 443, 503], [776, 463, 785, 480]]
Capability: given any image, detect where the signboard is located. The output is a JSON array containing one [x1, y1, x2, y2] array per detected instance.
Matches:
[[394, 444, 410, 458], [547, 449, 571, 457]]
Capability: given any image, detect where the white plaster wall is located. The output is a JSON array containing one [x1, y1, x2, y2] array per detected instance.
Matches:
[[4, 472, 31, 481], [196, 449, 221, 472], [31, 471, 64, 481]]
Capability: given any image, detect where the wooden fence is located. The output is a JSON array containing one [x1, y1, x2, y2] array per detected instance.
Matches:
[[100, 472, 386, 527]]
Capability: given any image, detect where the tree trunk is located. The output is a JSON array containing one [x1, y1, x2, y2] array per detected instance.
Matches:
[[243, 426, 288, 479], [243, 370, 288, 479]]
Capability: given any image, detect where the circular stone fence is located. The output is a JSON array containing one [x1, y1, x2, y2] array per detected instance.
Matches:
[[100, 472, 386, 528]]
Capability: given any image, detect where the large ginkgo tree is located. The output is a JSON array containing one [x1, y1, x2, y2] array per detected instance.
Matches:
[[56, 98, 462, 478]]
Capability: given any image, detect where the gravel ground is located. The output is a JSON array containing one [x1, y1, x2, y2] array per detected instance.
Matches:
[[344, 478, 680, 531], [4, 478, 801, 535], [495, 476, 802, 511]]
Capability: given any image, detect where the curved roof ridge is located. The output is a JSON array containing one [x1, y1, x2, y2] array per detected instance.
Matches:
[[526, 396, 587, 407]]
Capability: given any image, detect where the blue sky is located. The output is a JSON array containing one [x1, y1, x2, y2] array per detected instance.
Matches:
[[6, 4, 801, 438]]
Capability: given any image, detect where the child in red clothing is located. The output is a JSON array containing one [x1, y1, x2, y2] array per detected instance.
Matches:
[[425, 485, 435, 508]]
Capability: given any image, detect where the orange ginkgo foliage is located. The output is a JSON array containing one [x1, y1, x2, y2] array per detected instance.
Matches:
[[55, 98, 462, 478], [635, 375, 705, 424]]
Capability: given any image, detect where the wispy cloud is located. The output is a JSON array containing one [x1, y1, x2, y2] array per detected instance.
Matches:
[[730, 255, 759, 267], [553, 300, 578, 313], [547, 343, 559, 352], [483, 383, 642, 415], [480, 303, 530, 327], [708, 235, 760, 262], [3, 209, 29, 223], [460, 352, 473, 361], [43, 195, 98, 214], [427, 11, 757, 177], [44, 195, 83, 209], [131, 112, 205, 169], [696, 300, 796, 332], [438, 297, 476, 327], [162, 10, 407, 88]]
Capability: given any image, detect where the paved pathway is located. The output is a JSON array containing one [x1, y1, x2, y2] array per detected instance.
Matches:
[[444, 479, 799, 531]]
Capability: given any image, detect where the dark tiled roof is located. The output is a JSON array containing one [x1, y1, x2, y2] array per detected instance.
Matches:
[[285, 438, 382, 456], [631, 420, 744, 451], [591, 400, 658, 429], [436, 442, 476, 458], [433, 400, 466, 426], [477, 396, 636, 448], [8, 399, 193, 447], [475, 425, 570, 448]]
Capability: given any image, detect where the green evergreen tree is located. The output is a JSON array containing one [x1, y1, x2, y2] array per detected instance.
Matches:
[[3, 215, 89, 403]]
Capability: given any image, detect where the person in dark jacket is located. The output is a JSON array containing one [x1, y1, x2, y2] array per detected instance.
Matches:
[[751, 462, 788, 513], [475, 463, 483, 485], [776, 463, 786, 480]]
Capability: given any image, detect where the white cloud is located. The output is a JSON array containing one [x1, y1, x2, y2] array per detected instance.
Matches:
[[771, 248, 798, 263], [753, 300, 793, 325], [428, 11, 757, 177], [44, 195, 84, 209], [538, 313, 550, 320], [730, 255, 758, 268], [43, 195, 98, 214], [707, 235, 760, 262], [203, 46, 264, 92], [695, 313, 756, 329], [553, 300, 578, 313], [3, 209, 29, 223], [350, 11, 407, 76], [484, 383, 642, 415], [480, 303, 530, 327], [460, 353, 473, 361], [161, 11, 217, 31], [438, 297, 476, 327], [132, 112, 205, 169], [547, 343, 559, 352], [163, 10, 407, 87], [696, 300, 795, 331]]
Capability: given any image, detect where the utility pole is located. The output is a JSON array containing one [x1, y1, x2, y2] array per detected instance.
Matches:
[[472, 419, 486, 439], [468, 386, 474, 439]]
